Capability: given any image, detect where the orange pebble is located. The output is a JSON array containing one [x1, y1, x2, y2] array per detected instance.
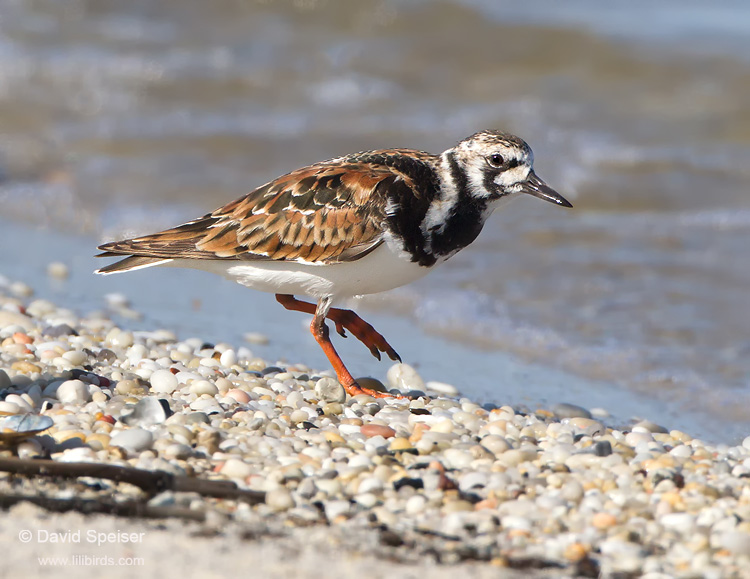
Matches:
[[361, 424, 396, 438]]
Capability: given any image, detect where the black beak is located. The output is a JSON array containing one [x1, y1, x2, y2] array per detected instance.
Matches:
[[521, 171, 572, 208]]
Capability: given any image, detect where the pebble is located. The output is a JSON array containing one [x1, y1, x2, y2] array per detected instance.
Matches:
[[189, 380, 219, 396], [324, 500, 351, 521], [4, 394, 34, 412], [221, 459, 253, 479], [121, 397, 168, 427], [634, 420, 669, 434], [553, 402, 592, 419], [592, 512, 618, 530], [564, 417, 605, 437], [266, 488, 294, 511], [314, 377, 346, 403], [46, 262, 70, 279], [660, 512, 695, 531], [56, 379, 91, 404], [425, 381, 459, 396], [110, 428, 153, 452], [150, 369, 179, 393], [360, 424, 396, 439], [0, 401, 21, 415], [718, 531, 750, 556], [480, 435, 510, 455], [386, 363, 424, 391], [226, 389, 251, 404]]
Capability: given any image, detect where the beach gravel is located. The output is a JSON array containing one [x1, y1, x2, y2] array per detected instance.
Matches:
[[0, 275, 749, 578]]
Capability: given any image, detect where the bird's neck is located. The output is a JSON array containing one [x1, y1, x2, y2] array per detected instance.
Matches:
[[419, 152, 488, 263]]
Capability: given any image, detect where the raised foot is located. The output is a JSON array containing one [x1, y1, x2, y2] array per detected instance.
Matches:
[[329, 309, 402, 363]]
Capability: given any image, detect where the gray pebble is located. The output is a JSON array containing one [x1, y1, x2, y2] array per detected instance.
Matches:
[[314, 377, 346, 403], [42, 323, 78, 337], [553, 403, 592, 419], [111, 428, 154, 452]]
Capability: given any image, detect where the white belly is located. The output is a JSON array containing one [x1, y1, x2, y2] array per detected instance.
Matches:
[[169, 240, 431, 300]]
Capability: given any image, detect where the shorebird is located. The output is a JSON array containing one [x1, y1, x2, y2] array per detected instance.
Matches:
[[96, 130, 571, 398]]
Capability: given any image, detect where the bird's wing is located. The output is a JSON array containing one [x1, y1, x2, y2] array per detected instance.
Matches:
[[97, 159, 417, 265]]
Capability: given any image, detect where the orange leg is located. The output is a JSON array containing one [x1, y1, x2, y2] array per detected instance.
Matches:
[[276, 294, 403, 399], [275, 295, 401, 362]]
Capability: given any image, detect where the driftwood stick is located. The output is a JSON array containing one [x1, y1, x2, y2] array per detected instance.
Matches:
[[0, 493, 206, 521], [0, 457, 264, 504]]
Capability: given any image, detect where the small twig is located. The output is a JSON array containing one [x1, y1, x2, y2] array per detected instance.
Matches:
[[0, 457, 264, 504], [0, 493, 205, 521]]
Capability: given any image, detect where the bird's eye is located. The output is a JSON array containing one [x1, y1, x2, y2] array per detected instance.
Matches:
[[487, 154, 505, 168]]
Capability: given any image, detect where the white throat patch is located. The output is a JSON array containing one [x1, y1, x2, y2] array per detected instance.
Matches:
[[421, 151, 461, 240]]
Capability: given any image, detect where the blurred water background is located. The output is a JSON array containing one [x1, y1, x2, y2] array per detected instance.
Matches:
[[1, 0, 748, 441]]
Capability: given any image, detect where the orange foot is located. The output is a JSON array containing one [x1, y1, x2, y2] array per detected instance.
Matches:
[[342, 378, 407, 399], [327, 309, 401, 362]]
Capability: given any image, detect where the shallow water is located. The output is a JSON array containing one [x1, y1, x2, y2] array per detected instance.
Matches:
[[1, 1, 749, 440]]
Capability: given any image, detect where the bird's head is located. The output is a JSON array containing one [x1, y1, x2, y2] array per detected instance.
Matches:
[[449, 130, 572, 208]]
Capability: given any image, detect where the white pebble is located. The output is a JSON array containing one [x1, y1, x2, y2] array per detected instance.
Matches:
[[443, 448, 473, 469], [324, 500, 350, 521], [660, 512, 696, 532], [221, 458, 253, 479], [501, 516, 532, 531], [405, 494, 428, 515], [718, 531, 750, 556], [219, 349, 237, 368], [47, 262, 70, 279], [625, 431, 654, 446], [150, 369, 179, 393], [189, 380, 219, 396], [480, 435, 510, 455], [266, 488, 294, 511], [105, 293, 130, 308], [387, 363, 425, 391], [0, 401, 21, 415], [459, 472, 488, 492], [3, 394, 34, 413], [425, 381, 459, 396], [357, 477, 384, 494], [56, 379, 91, 404], [62, 350, 87, 366]]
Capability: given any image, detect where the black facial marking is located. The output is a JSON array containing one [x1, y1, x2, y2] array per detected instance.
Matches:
[[428, 152, 487, 259], [447, 152, 471, 204], [482, 167, 498, 200]]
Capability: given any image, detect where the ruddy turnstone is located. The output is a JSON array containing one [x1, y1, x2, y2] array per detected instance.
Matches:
[[96, 130, 571, 398]]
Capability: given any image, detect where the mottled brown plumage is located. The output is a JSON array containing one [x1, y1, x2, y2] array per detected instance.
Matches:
[[97, 152, 438, 268]]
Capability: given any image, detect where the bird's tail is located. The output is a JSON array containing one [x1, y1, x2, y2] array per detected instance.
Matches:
[[95, 254, 172, 275]]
